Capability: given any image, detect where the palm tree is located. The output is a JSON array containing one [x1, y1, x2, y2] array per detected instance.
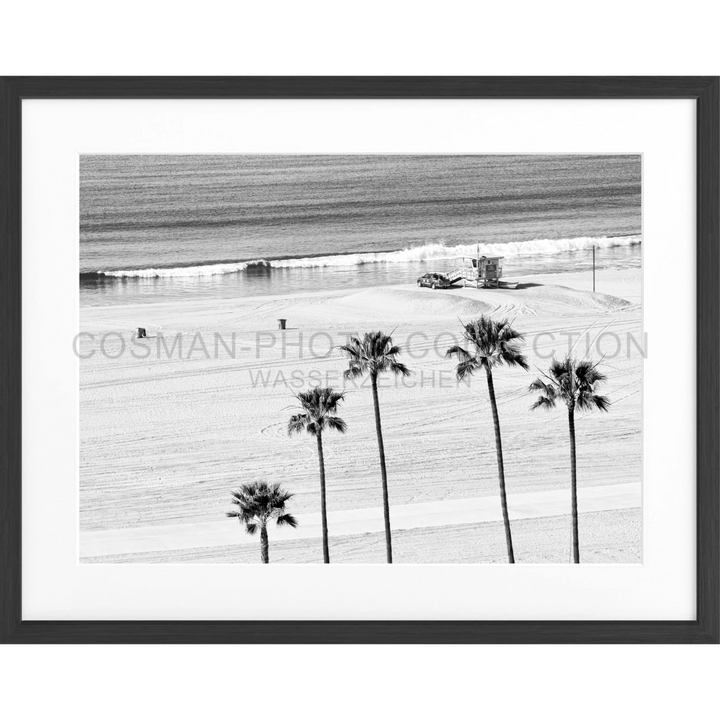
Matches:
[[446, 317, 529, 563], [339, 331, 410, 563], [529, 357, 610, 563], [288, 387, 347, 564], [226, 481, 298, 564]]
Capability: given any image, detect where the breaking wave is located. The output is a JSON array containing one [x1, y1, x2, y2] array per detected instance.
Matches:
[[86, 235, 641, 279], [97, 262, 252, 278]]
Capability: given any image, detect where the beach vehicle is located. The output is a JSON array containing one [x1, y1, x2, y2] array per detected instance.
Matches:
[[417, 272, 453, 289]]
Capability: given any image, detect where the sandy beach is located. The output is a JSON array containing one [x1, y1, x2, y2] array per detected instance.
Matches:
[[79, 266, 642, 563]]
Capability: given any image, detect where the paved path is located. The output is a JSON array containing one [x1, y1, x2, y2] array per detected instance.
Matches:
[[80, 482, 641, 558]]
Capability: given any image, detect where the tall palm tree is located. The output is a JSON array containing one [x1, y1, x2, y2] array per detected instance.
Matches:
[[446, 317, 529, 563], [339, 331, 410, 563], [226, 481, 298, 564], [288, 387, 347, 564], [529, 357, 610, 563]]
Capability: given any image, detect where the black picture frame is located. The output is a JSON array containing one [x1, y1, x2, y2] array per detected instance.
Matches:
[[1, 77, 717, 644]]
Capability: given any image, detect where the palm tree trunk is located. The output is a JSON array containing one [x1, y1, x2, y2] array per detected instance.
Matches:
[[316, 432, 330, 563], [484, 365, 515, 563], [371, 374, 393, 563], [260, 521, 269, 564], [568, 405, 580, 563]]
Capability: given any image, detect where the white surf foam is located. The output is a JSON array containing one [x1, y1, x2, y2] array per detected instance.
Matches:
[[103, 261, 251, 278], [101, 235, 641, 278]]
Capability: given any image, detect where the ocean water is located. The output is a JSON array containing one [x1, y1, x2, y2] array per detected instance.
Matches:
[[80, 155, 641, 307]]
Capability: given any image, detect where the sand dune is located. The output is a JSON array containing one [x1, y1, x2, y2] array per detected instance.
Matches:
[[329, 286, 495, 318], [79, 267, 642, 563], [296, 283, 631, 324]]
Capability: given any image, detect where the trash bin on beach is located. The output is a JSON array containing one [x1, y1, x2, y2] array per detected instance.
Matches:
[[137, 327, 147, 338], [278, 319, 287, 330]]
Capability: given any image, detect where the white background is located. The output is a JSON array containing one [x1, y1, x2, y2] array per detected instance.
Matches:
[[22, 98, 695, 622]]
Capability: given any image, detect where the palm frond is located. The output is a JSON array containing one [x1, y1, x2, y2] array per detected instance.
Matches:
[[593, 394, 611, 412], [501, 347, 530, 370], [445, 344, 471, 361], [276, 513, 298, 529], [575, 359, 607, 387], [497, 323, 524, 343], [577, 391, 611, 412], [455, 358, 480, 380], [531, 395, 557, 411], [343, 363, 365, 380], [528, 377, 551, 393], [229, 488, 254, 506], [326, 416, 348, 433], [388, 359, 411, 377], [529, 374, 559, 410], [547, 357, 568, 379], [287, 413, 311, 435]]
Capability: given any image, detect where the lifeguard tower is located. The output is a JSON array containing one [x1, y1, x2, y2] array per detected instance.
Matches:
[[446, 255, 504, 289]]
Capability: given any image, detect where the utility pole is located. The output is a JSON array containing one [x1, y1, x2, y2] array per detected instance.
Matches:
[[592, 245, 596, 293]]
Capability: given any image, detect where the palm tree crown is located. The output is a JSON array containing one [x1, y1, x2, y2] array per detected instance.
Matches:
[[226, 481, 298, 536], [340, 331, 411, 381], [529, 357, 610, 412], [445, 316, 529, 376], [287, 387, 347, 437]]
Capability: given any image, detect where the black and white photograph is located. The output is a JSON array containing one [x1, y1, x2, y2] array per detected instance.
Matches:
[[78, 154, 643, 564], [9, 76, 713, 637]]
